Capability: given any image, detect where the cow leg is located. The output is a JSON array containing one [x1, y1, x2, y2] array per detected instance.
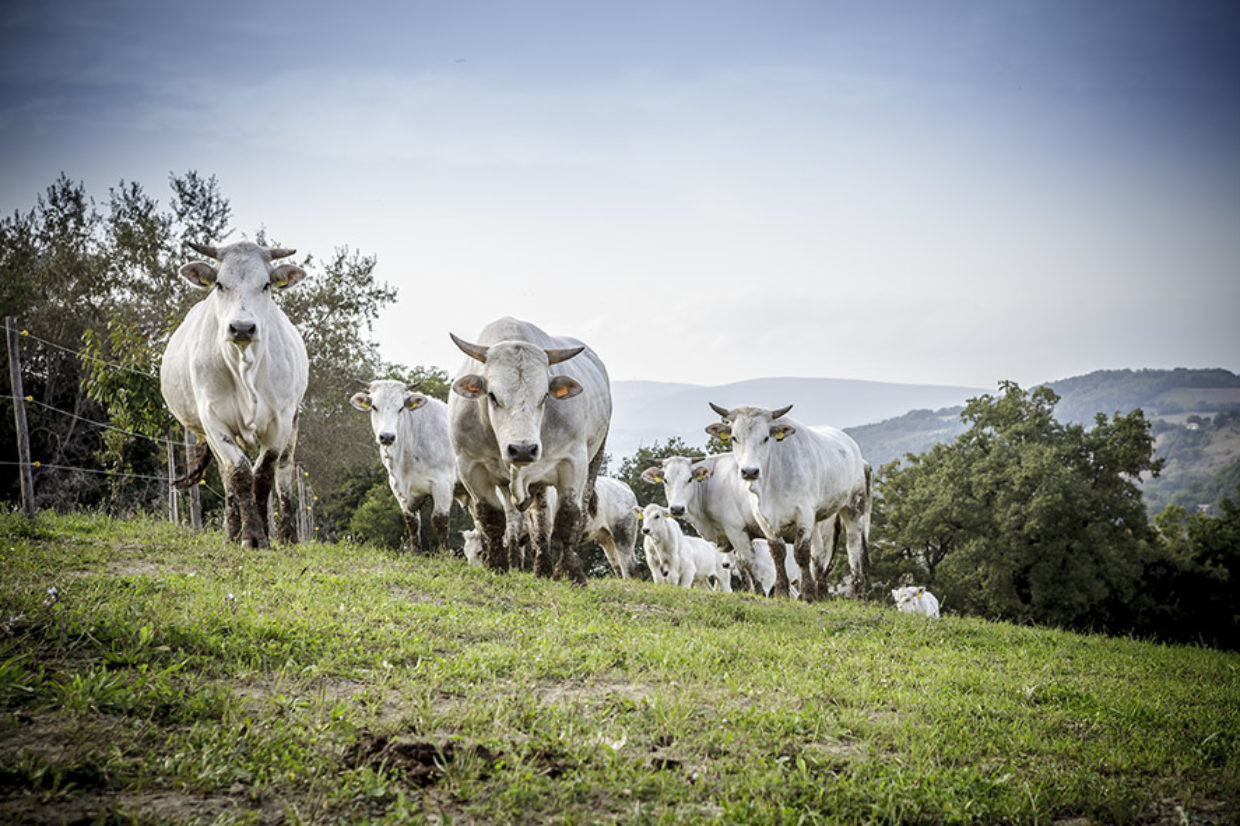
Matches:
[[253, 449, 278, 543], [473, 499, 508, 572], [229, 465, 267, 549], [551, 498, 587, 586], [407, 495, 431, 554], [768, 538, 791, 598], [224, 485, 242, 542], [795, 525, 817, 602], [430, 511, 451, 556], [274, 435, 300, 545], [528, 490, 554, 578], [843, 509, 871, 599]]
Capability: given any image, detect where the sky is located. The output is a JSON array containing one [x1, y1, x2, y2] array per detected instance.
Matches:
[[2, 0, 1237, 390]]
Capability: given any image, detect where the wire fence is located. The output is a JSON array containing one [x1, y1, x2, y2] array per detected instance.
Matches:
[[4, 319, 314, 537]]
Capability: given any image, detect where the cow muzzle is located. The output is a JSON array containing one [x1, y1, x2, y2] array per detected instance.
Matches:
[[228, 320, 258, 342], [668, 504, 686, 516], [378, 432, 396, 446], [740, 466, 761, 481], [506, 442, 539, 464]]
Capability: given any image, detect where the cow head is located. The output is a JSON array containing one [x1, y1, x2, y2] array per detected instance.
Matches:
[[180, 241, 304, 348], [350, 380, 427, 449], [642, 456, 712, 517], [449, 332, 584, 466], [705, 403, 795, 484]]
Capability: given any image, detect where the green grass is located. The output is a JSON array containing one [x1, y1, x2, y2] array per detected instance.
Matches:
[[1, 510, 1237, 824]]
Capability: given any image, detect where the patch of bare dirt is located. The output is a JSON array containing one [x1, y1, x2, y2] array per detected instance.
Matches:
[[345, 733, 500, 787]]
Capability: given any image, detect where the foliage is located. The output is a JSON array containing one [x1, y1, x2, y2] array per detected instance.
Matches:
[[874, 381, 1164, 634], [1143, 490, 1240, 649], [348, 481, 408, 549], [0, 511, 1236, 824]]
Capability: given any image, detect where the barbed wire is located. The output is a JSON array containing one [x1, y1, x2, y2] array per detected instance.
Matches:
[[0, 460, 226, 500], [12, 328, 160, 380], [1, 394, 178, 449]]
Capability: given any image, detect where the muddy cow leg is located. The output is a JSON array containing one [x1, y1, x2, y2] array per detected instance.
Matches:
[[552, 496, 587, 586], [769, 538, 791, 598]]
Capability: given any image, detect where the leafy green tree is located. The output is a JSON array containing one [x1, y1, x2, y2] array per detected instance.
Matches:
[[1141, 493, 1240, 649], [875, 381, 1162, 632]]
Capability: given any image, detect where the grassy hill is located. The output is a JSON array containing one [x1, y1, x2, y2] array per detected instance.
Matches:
[[1, 512, 1236, 824]]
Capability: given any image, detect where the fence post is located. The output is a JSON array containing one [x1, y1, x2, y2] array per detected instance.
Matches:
[[185, 430, 203, 531], [166, 429, 180, 524], [5, 317, 35, 520], [297, 465, 314, 542]]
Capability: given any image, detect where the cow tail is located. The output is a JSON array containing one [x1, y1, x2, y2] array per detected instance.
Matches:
[[172, 439, 213, 490], [585, 427, 607, 518]]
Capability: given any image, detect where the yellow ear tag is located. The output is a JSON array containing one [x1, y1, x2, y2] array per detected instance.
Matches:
[[636, 511, 644, 521], [653, 474, 663, 483], [361, 400, 371, 410], [774, 431, 785, 441], [719, 432, 730, 442]]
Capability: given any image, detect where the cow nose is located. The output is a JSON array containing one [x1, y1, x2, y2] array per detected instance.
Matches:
[[506, 442, 539, 464], [228, 320, 257, 341], [669, 505, 685, 516], [740, 466, 760, 481], [641, 526, 651, 535], [378, 432, 396, 446]]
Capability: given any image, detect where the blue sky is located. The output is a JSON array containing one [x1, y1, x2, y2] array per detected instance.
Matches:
[[2, 1, 1237, 389]]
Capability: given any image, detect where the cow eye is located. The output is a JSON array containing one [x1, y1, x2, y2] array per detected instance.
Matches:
[[763, 436, 770, 444], [487, 392, 502, 408]]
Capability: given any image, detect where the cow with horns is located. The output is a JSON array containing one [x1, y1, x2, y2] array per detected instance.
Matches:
[[447, 317, 612, 584], [160, 241, 309, 548]]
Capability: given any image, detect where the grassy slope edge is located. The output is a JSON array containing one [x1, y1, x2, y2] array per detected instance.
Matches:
[[1, 512, 1237, 825]]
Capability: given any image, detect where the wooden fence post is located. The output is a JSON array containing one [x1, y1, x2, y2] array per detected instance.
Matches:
[[297, 465, 314, 542], [5, 317, 35, 520], [185, 430, 202, 531], [166, 429, 179, 524]]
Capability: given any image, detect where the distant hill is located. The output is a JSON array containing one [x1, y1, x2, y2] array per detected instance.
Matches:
[[839, 369, 1240, 514], [608, 377, 985, 460]]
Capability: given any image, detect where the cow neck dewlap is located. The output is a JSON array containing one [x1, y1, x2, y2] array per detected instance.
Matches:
[[222, 341, 262, 445], [508, 465, 533, 511]]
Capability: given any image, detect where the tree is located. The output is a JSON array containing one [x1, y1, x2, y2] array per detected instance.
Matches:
[[874, 381, 1163, 633]]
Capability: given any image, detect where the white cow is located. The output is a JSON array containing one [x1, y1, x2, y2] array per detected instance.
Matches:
[[892, 586, 941, 618], [637, 504, 733, 591], [462, 477, 640, 578], [350, 380, 459, 553], [448, 317, 612, 584], [160, 241, 308, 548], [706, 403, 872, 601]]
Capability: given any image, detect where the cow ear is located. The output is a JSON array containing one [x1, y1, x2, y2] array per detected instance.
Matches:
[[640, 467, 664, 484], [548, 376, 583, 400], [270, 264, 305, 290], [180, 262, 217, 289], [705, 422, 731, 442], [633, 506, 643, 518], [692, 464, 713, 481], [350, 392, 372, 411], [405, 393, 428, 411], [771, 423, 797, 442], [452, 374, 488, 399]]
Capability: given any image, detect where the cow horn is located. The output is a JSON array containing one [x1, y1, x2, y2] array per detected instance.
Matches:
[[708, 402, 731, 419], [771, 404, 794, 420], [545, 345, 585, 365], [450, 332, 489, 363], [267, 247, 296, 260], [405, 382, 421, 392], [185, 241, 220, 259]]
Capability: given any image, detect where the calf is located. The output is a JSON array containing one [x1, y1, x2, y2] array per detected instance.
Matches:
[[637, 504, 733, 591], [891, 586, 941, 618]]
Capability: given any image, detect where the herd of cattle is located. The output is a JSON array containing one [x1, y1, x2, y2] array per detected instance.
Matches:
[[157, 241, 939, 615]]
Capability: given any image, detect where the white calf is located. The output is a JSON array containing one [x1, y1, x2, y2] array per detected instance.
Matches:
[[891, 586, 941, 618], [638, 504, 732, 591]]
